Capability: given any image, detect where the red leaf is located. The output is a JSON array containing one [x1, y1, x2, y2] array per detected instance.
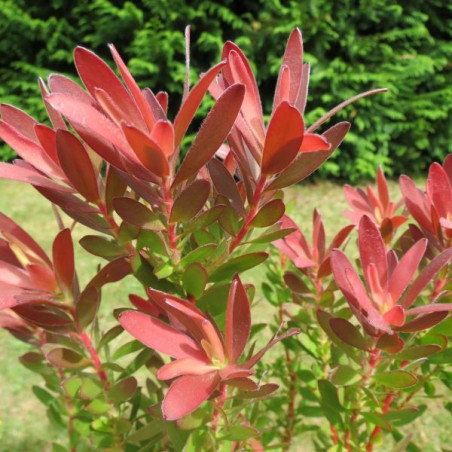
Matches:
[[225, 275, 251, 363], [267, 122, 350, 190], [121, 123, 169, 177], [174, 61, 226, 149], [0, 212, 51, 266], [405, 303, 452, 316], [329, 317, 372, 350], [261, 102, 304, 175], [359, 215, 388, 291], [0, 261, 33, 289], [376, 333, 404, 354], [56, 130, 100, 203], [299, 133, 330, 152], [400, 247, 452, 308], [172, 83, 245, 186], [395, 311, 448, 333], [0, 104, 38, 142], [39, 77, 67, 131], [427, 163, 452, 219], [118, 311, 204, 360], [248, 199, 285, 228], [87, 257, 131, 289], [388, 239, 427, 303], [150, 120, 174, 157], [74, 47, 145, 130], [377, 166, 389, 210], [157, 357, 215, 380], [109, 45, 155, 130], [52, 229, 74, 294], [383, 306, 405, 327], [162, 371, 220, 420]]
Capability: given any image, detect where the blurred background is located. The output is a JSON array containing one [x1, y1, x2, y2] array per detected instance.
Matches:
[[0, 0, 451, 181]]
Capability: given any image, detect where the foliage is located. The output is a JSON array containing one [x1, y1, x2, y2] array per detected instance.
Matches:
[[0, 27, 451, 452], [1, 0, 451, 179]]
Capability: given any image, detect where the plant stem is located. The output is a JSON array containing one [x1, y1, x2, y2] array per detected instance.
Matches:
[[79, 331, 108, 386], [211, 384, 228, 434], [366, 393, 393, 451], [229, 176, 266, 253], [163, 179, 179, 262]]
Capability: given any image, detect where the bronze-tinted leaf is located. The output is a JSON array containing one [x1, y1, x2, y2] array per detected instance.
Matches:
[[75, 286, 100, 329], [329, 317, 372, 351], [52, 229, 74, 294], [45, 346, 90, 369], [261, 102, 304, 175], [113, 197, 164, 230], [172, 83, 245, 186], [169, 179, 211, 224], [248, 199, 285, 228], [79, 235, 127, 259], [56, 130, 100, 203]]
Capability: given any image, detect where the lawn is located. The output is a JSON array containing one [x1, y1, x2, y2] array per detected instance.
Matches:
[[0, 178, 449, 451]]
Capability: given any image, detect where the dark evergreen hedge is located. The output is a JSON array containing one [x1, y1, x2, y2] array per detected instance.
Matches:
[[1, 0, 451, 180]]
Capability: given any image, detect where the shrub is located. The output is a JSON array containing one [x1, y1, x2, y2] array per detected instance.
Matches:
[[0, 28, 451, 451]]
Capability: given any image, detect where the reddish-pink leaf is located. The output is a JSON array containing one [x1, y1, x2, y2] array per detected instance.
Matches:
[[0, 105, 38, 142], [401, 248, 452, 308], [142, 88, 166, 122], [174, 61, 226, 149], [207, 159, 245, 216], [150, 120, 174, 157], [400, 175, 433, 233], [0, 162, 70, 193], [0, 261, 33, 289], [157, 357, 215, 380], [38, 78, 67, 130], [118, 310, 204, 360], [170, 179, 211, 223], [173, 83, 245, 186], [74, 47, 146, 130], [274, 28, 303, 110], [383, 306, 405, 327], [0, 121, 61, 178], [222, 44, 264, 142], [267, 122, 350, 190], [377, 167, 389, 210], [87, 257, 131, 289], [109, 45, 155, 131], [261, 102, 304, 175], [56, 130, 100, 203], [395, 311, 448, 333], [359, 215, 388, 290], [427, 163, 452, 219], [162, 371, 221, 420], [34, 125, 60, 166], [388, 239, 427, 303], [129, 294, 161, 317], [121, 123, 169, 177], [52, 229, 74, 294], [405, 303, 452, 316], [27, 264, 57, 292], [225, 275, 251, 363], [299, 133, 330, 152], [273, 64, 291, 108], [48, 74, 98, 109], [0, 212, 51, 266], [331, 249, 374, 312]]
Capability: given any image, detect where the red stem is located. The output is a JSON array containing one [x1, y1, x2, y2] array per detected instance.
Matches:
[[79, 332, 108, 386], [229, 176, 267, 252], [163, 179, 179, 261], [366, 393, 393, 452], [211, 384, 228, 432]]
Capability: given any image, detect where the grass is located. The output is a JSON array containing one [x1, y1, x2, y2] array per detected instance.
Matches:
[[0, 178, 449, 451]]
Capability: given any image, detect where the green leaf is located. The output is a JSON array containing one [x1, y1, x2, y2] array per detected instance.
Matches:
[[32, 385, 55, 406], [62, 377, 82, 398], [86, 398, 111, 415], [137, 230, 167, 256], [209, 252, 268, 282], [79, 378, 103, 400], [182, 263, 208, 298], [246, 227, 295, 244], [330, 365, 360, 386], [97, 325, 123, 351], [373, 371, 418, 388], [383, 405, 426, 427], [395, 345, 442, 360], [112, 340, 144, 360], [428, 348, 452, 364], [248, 199, 285, 228], [361, 412, 392, 431], [318, 379, 344, 412], [179, 244, 218, 268], [108, 376, 138, 403], [126, 420, 165, 443], [79, 235, 127, 259], [221, 425, 259, 441]]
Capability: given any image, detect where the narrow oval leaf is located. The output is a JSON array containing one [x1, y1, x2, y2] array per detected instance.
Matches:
[[52, 229, 74, 294], [46, 347, 90, 369], [170, 179, 211, 224], [209, 252, 268, 283], [182, 263, 208, 299], [113, 197, 164, 230], [108, 376, 138, 403], [56, 130, 100, 202], [79, 235, 127, 259], [330, 365, 360, 386], [329, 317, 372, 351], [172, 83, 245, 186], [395, 345, 442, 360], [76, 286, 100, 329], [373, 371, 417, 388], [261, 102, 304, 175], [248, 199, 285, 228]]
